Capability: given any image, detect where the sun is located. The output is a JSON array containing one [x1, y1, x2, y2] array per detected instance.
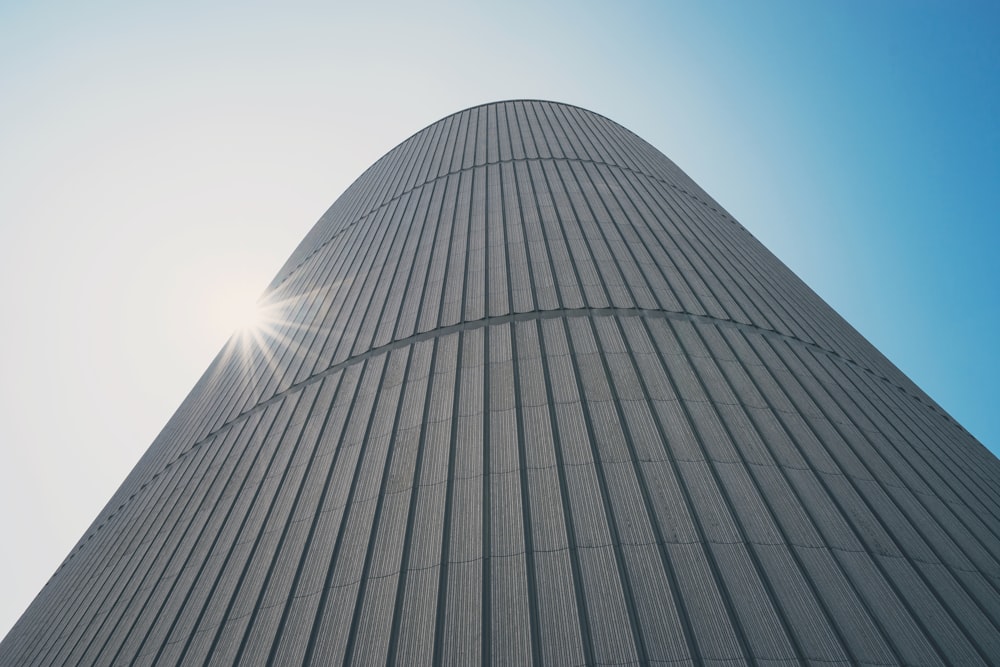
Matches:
[[232, 297, 265, 332], [202, 274, 338, 384], [203, 276, 270, 344]]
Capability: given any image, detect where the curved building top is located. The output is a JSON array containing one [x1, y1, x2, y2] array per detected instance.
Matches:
[[266, 101, 930, 405], [270, 100, 725, 289]]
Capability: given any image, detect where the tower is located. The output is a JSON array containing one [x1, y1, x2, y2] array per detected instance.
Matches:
[[3, 100, 1000, 664]]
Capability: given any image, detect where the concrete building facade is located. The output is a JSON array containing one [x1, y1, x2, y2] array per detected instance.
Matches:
[[3, 100, 1000, 665]]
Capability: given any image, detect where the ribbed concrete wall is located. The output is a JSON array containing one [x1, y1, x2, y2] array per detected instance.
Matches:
[[3, 100, 1000, 665]]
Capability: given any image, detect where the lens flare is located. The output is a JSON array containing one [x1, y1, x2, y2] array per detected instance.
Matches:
[[234, 298, 265, 332], [208, 282, 343, 392]]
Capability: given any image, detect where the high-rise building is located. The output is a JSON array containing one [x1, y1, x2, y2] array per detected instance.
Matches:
[[3, 100, 1000, 665]]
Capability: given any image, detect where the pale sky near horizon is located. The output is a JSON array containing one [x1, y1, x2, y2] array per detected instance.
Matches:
[[1, 0, 997, 639]]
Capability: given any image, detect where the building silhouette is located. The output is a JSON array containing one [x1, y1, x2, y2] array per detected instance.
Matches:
[[3, 100, 1000, 665]]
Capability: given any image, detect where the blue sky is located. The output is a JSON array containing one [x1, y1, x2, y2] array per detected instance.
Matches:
[[1, 0, 997, 638]]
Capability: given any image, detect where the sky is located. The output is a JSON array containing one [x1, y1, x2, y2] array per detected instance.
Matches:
[[1, 0, 997, 640]]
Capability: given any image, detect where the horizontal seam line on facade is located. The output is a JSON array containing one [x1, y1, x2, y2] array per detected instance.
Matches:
[[300, 539, 971, 594], [304, 536, 982, 587], [268, 154, 736, 293], [197, 306, 960, 465], [50, 306, 961, 578]]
